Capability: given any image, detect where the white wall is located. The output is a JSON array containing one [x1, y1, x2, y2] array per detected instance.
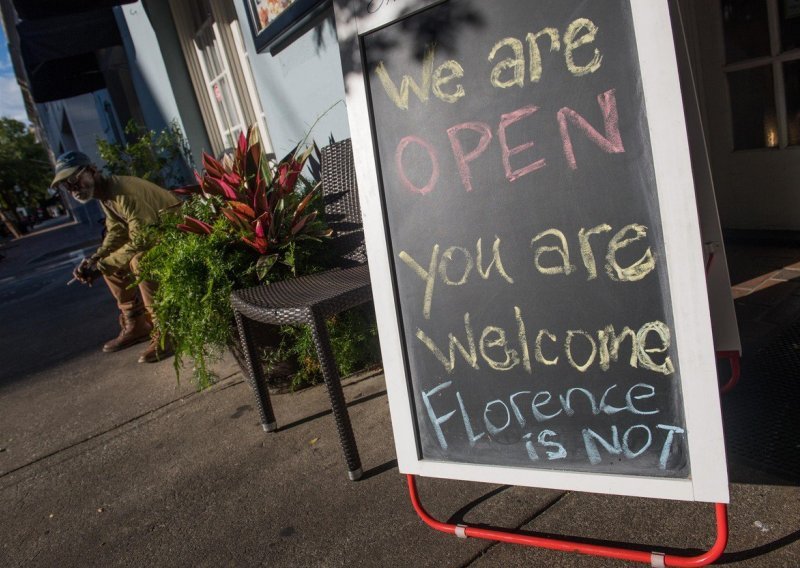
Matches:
[[117, 3, 183, 132], [117, 1, 210, 167], [233, 4, 350, 157]]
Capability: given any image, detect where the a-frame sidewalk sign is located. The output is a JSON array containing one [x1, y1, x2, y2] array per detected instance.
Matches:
[[334, 0, 730, 565]]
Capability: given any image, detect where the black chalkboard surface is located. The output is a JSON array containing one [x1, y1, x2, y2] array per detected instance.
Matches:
[[362, 0, 690, 478]]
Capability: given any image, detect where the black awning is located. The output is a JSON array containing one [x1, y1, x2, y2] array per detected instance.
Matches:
[[13, 0, 137, 21], [17, 8, 122, 103], [26, 53, 107, 103], [17, 8, 122, 67]]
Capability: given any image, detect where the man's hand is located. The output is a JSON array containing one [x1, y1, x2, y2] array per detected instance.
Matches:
[[72, 257, 101, 285]]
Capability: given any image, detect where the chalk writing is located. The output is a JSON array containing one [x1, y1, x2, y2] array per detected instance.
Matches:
[[399, 236, 514, 320], [392, 88, 626, 195], [421, 381, 685, 469], [415, 309, 674, 376], [399, 223, 655, 319], [364, 0, 689, 477], [367, 0, 398, 14], [375, 45, 465, 110], [374, 17, 604, 109]]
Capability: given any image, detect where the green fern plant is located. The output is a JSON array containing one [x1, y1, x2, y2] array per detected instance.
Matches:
[[138, 128, 380, 389]]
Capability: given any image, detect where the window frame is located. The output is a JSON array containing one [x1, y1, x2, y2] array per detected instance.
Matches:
[[244, 0, 331, 54], [722, 0, 800, 150], [170, 0, 271, 156], [192, 15, 248, 151]]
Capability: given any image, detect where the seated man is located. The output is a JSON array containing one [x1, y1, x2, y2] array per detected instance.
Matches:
[[53, 151, 180, 363]]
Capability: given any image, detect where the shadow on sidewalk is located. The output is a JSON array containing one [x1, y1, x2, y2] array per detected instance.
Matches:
[[720, 241, 800, 487], [721, 313, 800, 487], [0, 269, 120, 389]]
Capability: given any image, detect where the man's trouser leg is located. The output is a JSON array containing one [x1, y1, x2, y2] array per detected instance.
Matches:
[[129, 253, 172, 363], [102, 265, 152, 352], [129, 253, 157, 318]]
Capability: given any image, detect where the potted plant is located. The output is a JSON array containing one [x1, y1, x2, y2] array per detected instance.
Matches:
[[138, 128, 379, 389]]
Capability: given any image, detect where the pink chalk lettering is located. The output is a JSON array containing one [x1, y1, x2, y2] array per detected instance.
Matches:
[[498, 105, 547, 182], [557, 89, 625, 170], [447, 122, 493, 192], [395, 135, 440, 195]]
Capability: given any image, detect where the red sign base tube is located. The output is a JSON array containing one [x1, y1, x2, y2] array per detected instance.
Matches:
[[716, 351, 741, 395], [407, 475, 728, 567]]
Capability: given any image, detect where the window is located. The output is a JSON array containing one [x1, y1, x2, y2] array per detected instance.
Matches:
[[721, 0, 800, 149], [193, 12, 248, 150], [170, 0, 272, 156]]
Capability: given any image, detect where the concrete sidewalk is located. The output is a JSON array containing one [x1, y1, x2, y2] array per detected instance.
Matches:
[[0, 222, 798, 567]]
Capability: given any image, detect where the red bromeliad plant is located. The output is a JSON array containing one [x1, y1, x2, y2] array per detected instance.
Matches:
[[177, 127, 331, 280]]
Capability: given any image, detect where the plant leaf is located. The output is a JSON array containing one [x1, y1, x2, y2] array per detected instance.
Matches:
[[222, 172, 242, 188], [202, 152, 223, 177], [291, 212, 317, 235], [221, 209, 251, 232], [217, 178, 239, 200], [177, 215, 213, 235], [173, 184, 201, 196], [253, 182, 268, 214], [292, 182, 321, 222], [200, 176, 224, 197], [237, 131, 248, 164], [255, 253, 278, 280], [228, 201, 256, 218], [242, 236, 269, 255], [255, 219, 266, 239]]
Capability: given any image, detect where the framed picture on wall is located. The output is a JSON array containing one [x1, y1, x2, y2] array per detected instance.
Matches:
[[245, 0, 331, 53]]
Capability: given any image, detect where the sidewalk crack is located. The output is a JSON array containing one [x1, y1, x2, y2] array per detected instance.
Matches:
[[459, 491, 569, 567]]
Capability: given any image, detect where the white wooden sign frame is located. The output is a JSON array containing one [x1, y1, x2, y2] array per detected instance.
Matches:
[[334, 0, 729, 503]]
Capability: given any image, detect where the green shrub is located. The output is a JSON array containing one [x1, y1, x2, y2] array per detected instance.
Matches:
[[266, 306, 381, 391], [138, 128, 381, 389], [138, 205, 257, 389], [97, 120, 193, 188]]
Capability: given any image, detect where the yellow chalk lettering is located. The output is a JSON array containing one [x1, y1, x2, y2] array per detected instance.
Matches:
[[432, 59, 466, 103], [535, 329, 559, 365], [399, 245, 439, 320], [637, 321, 674, 375], [476, 236, 514, 284], [532, 229, 576, 275], [489, 37, 525, 89], [578, 224, 612, 280], [480, 326, 520, 371], [565, 330, 597, 372], [564, 18, 603, 76], [514, 306, 532, 373], [416, 313, 479, 373], [375, 44, 435, 110], [597, 325, 638, 370], [526, 28, 561, 83], [439, 246, 473, 286], [605, 224, 656, 282]]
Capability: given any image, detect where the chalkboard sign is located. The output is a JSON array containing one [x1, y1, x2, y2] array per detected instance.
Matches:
[[335, 0, 728, 503]]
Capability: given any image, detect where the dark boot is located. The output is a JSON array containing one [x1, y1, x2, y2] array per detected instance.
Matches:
[[138, 335, 174, 363], [103, 310, 152, 352]]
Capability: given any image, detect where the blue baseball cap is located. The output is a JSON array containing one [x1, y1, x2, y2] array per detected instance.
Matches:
[[52, 151, 93, 186]]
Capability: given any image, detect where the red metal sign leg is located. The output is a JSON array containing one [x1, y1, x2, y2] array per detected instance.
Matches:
[[407, 475, 728, 566], [716, 350, 741, 394]]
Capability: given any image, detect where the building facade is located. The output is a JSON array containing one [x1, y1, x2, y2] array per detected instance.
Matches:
[[3, 0, 798, 232]]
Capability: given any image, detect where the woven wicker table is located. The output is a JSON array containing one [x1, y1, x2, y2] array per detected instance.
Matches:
[[230, 139, 373, 481]]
